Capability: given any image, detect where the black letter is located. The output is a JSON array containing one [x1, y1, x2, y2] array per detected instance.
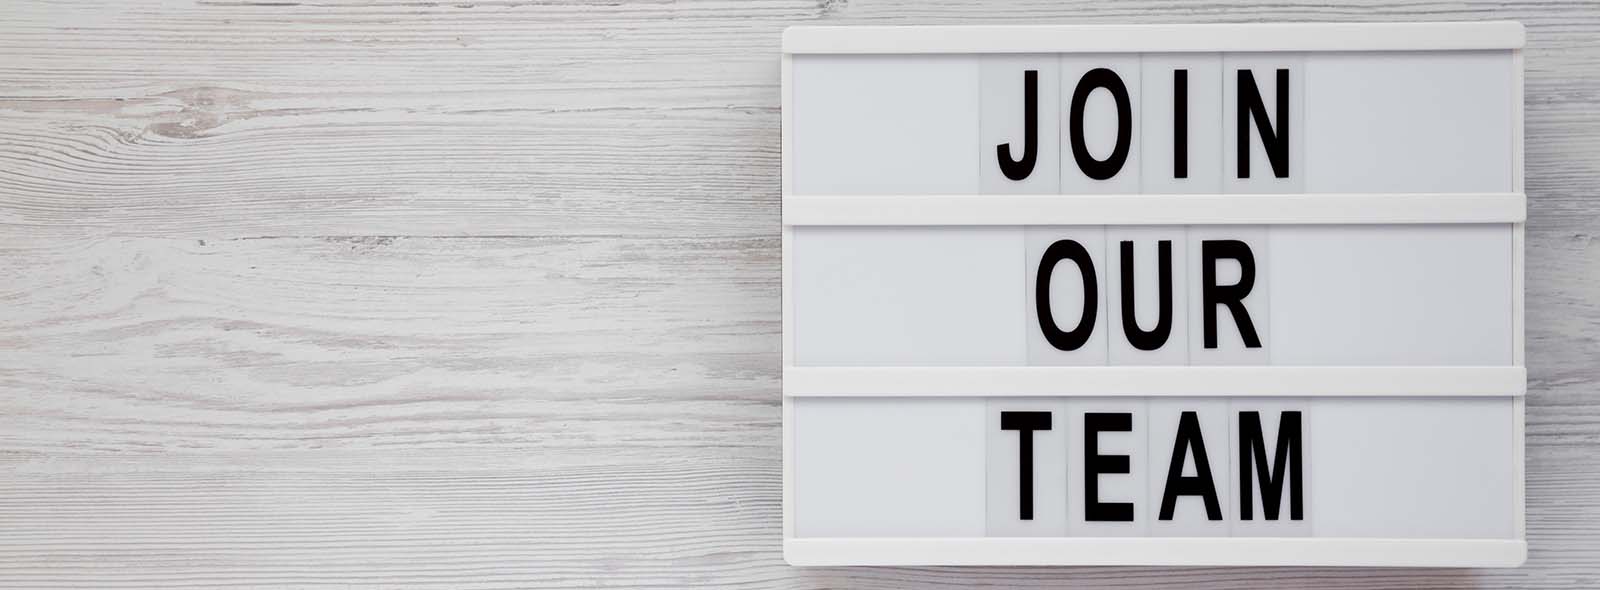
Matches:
[[1001, 411, 1053, 520], [1159, 411, 1222, 521], [1174, 69, 1188, 179], [1119, 240, 1173, 351], [1084, 412, 1133, 521], [1238, 411, 1303, 521], [1037, 239, 1097, 351], [1201, 240, 1261, 349], [997, 70, 1038, 181], [1069, 68, 1133, 180], [1237, 68, 1290, 179]]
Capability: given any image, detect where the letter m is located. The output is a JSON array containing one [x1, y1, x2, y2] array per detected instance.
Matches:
[[1238, 410, 1303, 520]]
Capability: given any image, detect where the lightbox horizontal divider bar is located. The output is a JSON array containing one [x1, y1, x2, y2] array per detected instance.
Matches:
[[783, 366, 1526, 397], [784, 538, 1527, 567], [782, 192, 1526, 226], [782, 22, 1525, 55]]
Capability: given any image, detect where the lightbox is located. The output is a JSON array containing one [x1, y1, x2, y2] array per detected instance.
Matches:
[[781, 22, 1526, 567]]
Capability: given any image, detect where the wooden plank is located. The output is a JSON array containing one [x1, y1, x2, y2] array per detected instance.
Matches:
[[0, 235, 778, 456], [0, 0, 1592, 240], [0, 0, 1598, 586], [0, 448, 1595, 588]]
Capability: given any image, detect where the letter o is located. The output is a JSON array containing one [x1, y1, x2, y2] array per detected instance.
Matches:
[[1037, 239, 1098, 351], [1069, 67, 1133, 181]]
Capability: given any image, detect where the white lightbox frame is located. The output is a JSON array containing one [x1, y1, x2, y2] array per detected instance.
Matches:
[[780, 22, 1527, 567]]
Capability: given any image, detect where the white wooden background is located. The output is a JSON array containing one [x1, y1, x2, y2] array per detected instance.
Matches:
[[1, 1, 1596, 587]]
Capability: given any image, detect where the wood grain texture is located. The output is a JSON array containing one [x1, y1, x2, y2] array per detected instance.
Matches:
[[1, 0, 1598, 587]]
